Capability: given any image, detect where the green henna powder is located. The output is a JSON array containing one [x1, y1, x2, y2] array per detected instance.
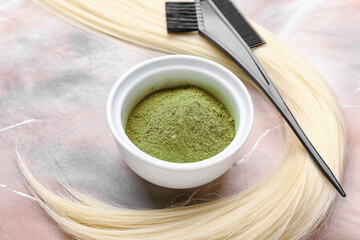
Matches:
[[125, 86, 235, 163]]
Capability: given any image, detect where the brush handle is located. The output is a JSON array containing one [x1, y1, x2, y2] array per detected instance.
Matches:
[[198, 0, 345, 197], [264, 81, 346, 198]]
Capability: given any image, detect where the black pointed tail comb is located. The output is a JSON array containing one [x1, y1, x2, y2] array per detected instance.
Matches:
[[165, 0, 345, 197]]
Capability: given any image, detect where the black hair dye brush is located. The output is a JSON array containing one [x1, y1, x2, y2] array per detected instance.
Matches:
[[166, 0, 346, 197]]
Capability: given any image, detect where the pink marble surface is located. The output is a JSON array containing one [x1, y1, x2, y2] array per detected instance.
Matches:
[[0, 0, 359, 239]]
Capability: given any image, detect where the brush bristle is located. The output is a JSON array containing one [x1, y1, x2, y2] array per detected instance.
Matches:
[[212, 0, 265, 48], [165, 0, 264, 48], [166, 2, 198, 33]]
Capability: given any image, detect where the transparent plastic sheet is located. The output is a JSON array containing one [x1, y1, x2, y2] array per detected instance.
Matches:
[[0, 0, 359, 239]]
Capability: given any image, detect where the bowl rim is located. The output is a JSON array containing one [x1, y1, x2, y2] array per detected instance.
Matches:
[[107, 55, 253, 172]]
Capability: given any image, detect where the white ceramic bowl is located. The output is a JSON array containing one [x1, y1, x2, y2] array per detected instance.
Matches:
[[107, 55, 253, 189]]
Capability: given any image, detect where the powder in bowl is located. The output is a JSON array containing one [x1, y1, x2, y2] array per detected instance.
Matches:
[[125, 85, 235, 163]]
